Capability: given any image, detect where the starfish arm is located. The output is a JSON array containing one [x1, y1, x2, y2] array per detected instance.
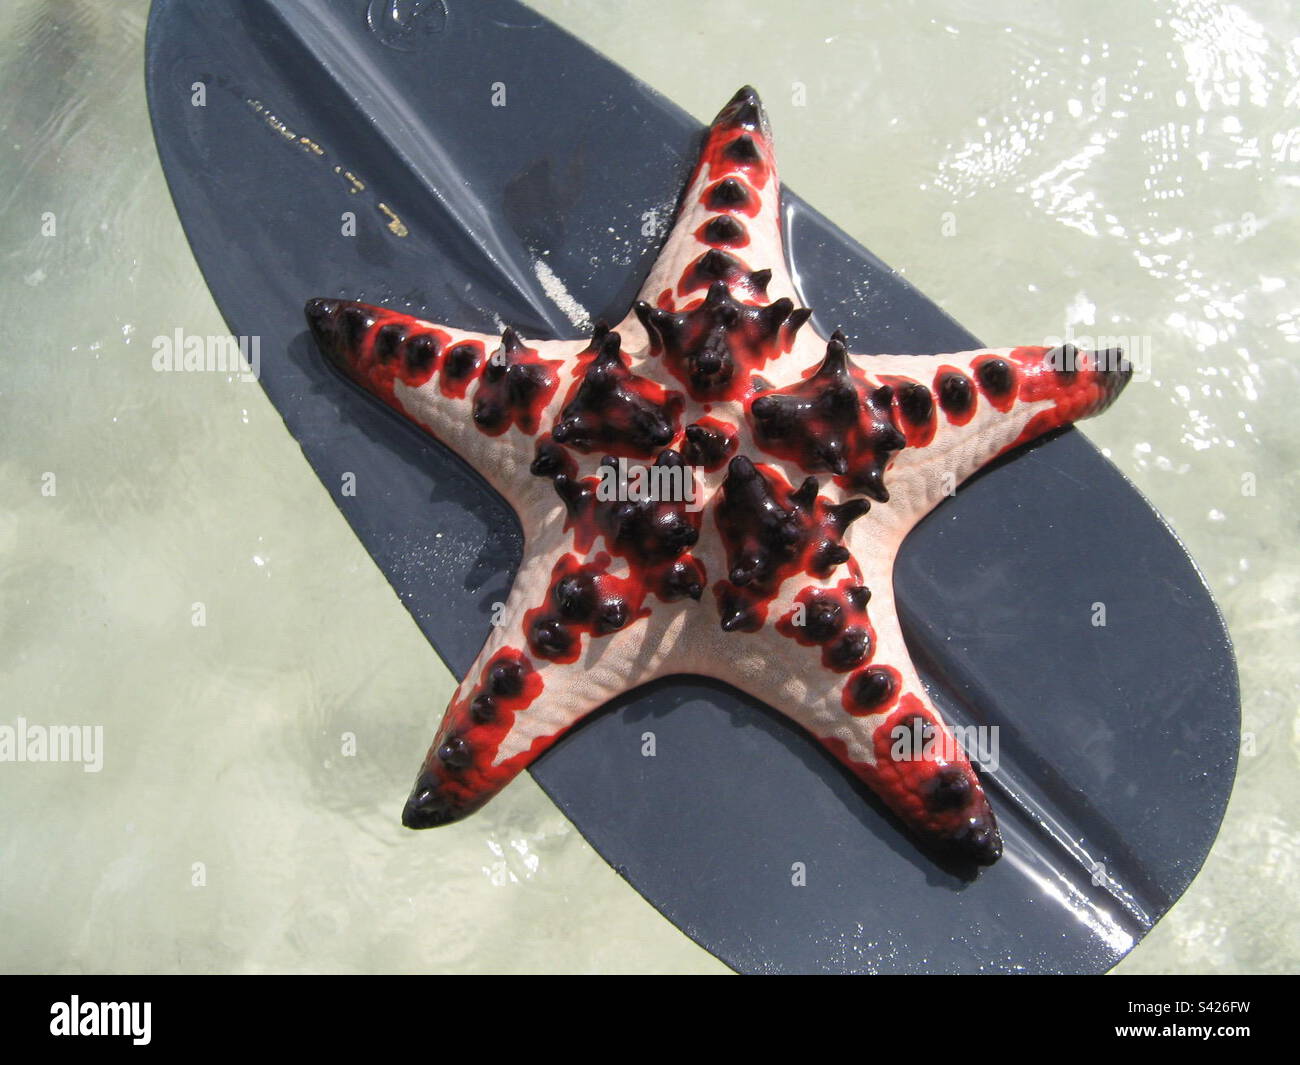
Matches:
[[866, 344, 1132, 526], [741, 335, 1133, 528], [616, 89, 816, 408], [716, 560, 1002, 865], [304, 297, 585, 504], [400, 505, 697, 827], [631, 86, 800, 315], [691, 455, 999, 859]]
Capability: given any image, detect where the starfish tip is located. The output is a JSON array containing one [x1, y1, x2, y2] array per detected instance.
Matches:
[[944, 811, 1003, 867], [715, 85, 770, 137], [303, 297, 342, 356], [401, 777, 464, 829]]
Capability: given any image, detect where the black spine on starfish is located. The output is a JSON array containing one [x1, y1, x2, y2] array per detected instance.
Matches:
[[896, 379, 935, 425], [529, 428, 592, 517], [550, 329, 681, 455], [472, 327, 555, 433], [1094, 348, 1131, 403], [371, 321, 404, 362], [714, 84, 771, 138], [307, 298, 370, 366], [552, 473, 594, 519], [704, 176, 753, 211], [717, 456, 805, 592], [1042, 345, 1131, 407], [679, 250, 772, 299], [749, 331, 906, 502], [681, 419, 739, 470], [975, 356, 1015, 397], [785, 580, 875, 671], [712, 459, 866, 630], [802, 595, 845, 641], [443, 341, 483, 382], [597, 448, 706, 603], [529, 436, 577, 481], [530, 446, 705, 602], [634, 281, 807, 398], [714, 458, 871, 632], [936, 369, 974, 418], [527, 558, 637, 660], [598, 450, 701, 563], [337, 303, 374, 350], [1047, 343, 1080, 381], [815, 496, 871, 571], [702, 214, 748, 246], [725, 134, 764, 164]]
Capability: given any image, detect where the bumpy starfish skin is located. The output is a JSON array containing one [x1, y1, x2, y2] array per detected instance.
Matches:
[[305, 88, 1130, 865]]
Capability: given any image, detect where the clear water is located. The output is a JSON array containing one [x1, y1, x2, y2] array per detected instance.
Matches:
[[1, 0, 1295, 973]]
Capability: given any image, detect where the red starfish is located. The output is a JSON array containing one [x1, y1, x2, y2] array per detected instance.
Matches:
[[305, 87, 1130, 866]]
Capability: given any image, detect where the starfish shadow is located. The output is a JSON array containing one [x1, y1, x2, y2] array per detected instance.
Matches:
[[552, 670, 990, 889], [287, 329, 524, 606], [896, 424, 1176, 917]]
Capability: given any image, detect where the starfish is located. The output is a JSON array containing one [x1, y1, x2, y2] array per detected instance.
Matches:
[[304, 87, 1130, 866]]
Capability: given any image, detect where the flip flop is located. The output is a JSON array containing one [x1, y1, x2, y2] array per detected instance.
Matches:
[[145, 0, 1239, 973]]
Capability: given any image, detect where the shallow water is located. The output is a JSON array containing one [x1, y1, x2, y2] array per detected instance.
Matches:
[[0, 0, 1296, 973]]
